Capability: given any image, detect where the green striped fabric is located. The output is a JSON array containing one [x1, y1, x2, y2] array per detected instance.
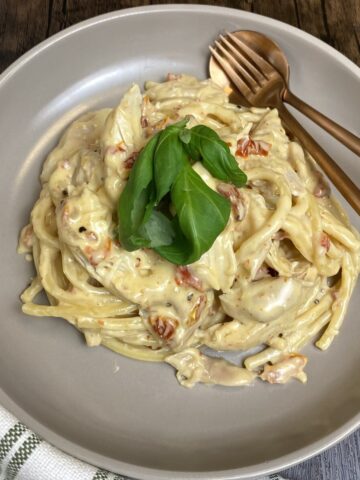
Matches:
[[0, 404, 283, 480], [92, 468, 109, 480], [0, 423, 27, 463], [0, 408, 136, 480], [5, 433, 42, 480]]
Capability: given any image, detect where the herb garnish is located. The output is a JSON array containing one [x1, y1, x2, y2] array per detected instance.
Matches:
[[117, 118, 247, 265]]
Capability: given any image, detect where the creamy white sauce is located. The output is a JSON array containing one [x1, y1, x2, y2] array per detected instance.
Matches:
[[19, 74, 360, 388]]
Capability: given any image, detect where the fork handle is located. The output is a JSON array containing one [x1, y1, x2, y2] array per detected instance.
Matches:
[[278, 103, 360, 215], [283, 89, 360, 157]]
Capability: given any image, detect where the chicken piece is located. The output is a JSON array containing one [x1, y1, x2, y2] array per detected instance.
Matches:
[[166, 348, 256, 388], [260, 354, 308, 384], [220, 276, 306, 323], [101, 84, 146, 203], [40, 109, 110, 184]]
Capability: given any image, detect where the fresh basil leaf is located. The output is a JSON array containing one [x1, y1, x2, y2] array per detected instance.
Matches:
[[184, 125, 247, 187], [154, 218, 190, 265], [179, 128, 191, 144], [118, 121, 243, 263], [125, 232, 150, 249], [181, 130, 201, 163], [138, 210, 175, 248], [156, 164, 231, 265], [154, 119, 189, 204], [117, 133, 159, 250]]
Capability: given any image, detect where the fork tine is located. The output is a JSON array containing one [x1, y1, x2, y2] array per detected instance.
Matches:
[[214, 41, 257, 93], [226, 32, 274, 77], [209, 46, 253, 97], [219, 34, 267, 86]]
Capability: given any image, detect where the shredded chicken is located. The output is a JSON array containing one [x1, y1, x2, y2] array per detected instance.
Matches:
[[260, 354, 308, 384]]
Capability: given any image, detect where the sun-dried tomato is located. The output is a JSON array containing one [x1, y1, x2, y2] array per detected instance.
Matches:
[[175, 266, 203, 291], [320, 233, 330, 252], [236, 136, 271, 158], [150, 316, 177, 340], [124, 151, 139, 169]]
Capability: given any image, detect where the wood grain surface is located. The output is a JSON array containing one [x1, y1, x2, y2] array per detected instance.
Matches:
[[0, 1, 359, 479]]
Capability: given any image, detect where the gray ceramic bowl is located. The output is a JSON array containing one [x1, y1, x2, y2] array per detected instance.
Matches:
[[0, 5, 359, 479]]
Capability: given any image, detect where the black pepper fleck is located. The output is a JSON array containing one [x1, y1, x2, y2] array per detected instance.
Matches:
[[267, 267, 279, 278], [79, 226, 87, 233]]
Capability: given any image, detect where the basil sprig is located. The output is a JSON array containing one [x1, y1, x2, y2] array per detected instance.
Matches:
[[117, 118, 247, 265], [156, 164, 231, 264], [180, 125, 247, 187], [154, 118, 188, 203]]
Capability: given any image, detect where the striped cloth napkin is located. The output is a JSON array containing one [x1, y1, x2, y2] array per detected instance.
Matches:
[[0, 404, 287, 480]]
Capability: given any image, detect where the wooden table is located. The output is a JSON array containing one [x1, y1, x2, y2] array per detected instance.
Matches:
[[0, 1, 359, 479]]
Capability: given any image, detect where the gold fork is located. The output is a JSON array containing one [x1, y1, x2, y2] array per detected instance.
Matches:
[[211, 32, 360, 156], [210, 32, 360, 215]]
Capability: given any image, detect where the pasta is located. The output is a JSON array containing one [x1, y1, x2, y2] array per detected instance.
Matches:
[[18, 74, 360, 388]]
